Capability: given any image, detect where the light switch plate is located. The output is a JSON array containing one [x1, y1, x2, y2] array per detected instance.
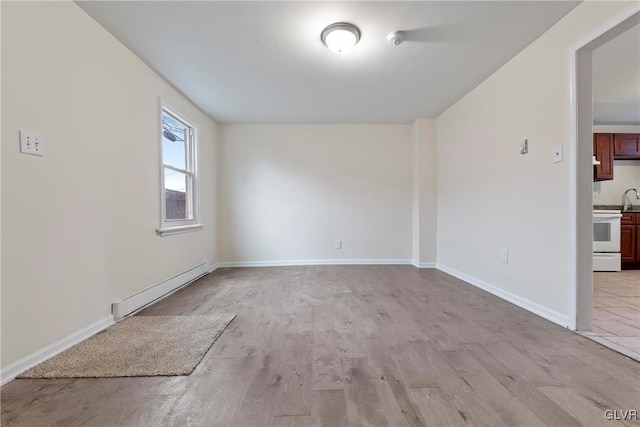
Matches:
[[20, 130, 45, 156], [552, 145, 563, 163]]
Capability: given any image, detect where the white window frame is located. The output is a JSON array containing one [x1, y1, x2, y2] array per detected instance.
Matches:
[[156, 101, 203, 236]]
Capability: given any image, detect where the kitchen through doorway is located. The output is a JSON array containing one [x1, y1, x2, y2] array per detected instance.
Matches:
[[574, 11, 640, 361]]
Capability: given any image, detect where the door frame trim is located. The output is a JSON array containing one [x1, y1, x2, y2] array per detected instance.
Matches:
[[568, 5, 640, 330]]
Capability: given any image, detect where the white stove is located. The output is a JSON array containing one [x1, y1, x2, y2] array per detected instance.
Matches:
[[593, 210, 622, 272]]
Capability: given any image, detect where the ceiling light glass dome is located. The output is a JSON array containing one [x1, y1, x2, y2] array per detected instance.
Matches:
[[321, 22, 361, 54]]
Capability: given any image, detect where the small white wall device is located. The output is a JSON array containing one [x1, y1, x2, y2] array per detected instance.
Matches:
[[387, 31, 406, 46]]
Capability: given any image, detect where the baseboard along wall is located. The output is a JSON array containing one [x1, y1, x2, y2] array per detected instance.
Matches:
[[412, 262, 437, 268], [216, 259, 413, 268], [2, 259, 570, 386], [1, 315, 114, 386], [436, 263, 571, 329], [1, 262, 213, 385]]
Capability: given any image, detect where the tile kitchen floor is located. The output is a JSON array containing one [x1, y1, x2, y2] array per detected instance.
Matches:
[[582, 270, 640, 361]]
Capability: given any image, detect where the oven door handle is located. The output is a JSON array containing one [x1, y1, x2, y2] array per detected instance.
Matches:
[[594, 215, 622, 221]]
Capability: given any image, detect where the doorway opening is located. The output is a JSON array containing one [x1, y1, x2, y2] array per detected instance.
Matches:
[[572, 8, 640, 361]]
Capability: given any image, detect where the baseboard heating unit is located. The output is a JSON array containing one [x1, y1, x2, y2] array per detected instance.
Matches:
[[112, 263, 210, 320]]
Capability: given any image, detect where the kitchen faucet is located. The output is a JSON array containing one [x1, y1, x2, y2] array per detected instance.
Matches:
[[622, 188, 640, 211]]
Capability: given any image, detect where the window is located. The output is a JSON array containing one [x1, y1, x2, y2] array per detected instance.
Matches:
[[157, 103, 202, 236]]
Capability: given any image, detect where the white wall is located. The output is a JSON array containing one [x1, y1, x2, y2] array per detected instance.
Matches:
[[411, 119, 437, 266], [436, 1, 636, 325], [593, 125, 640, 134], [1, 2, 218, 367], [218, 125, 412, 263], [595, 160, 640, 205]]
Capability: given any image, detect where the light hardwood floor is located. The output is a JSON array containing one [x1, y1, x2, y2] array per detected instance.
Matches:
[[582, 270, 640, 361], [2, 266, 639, 426]]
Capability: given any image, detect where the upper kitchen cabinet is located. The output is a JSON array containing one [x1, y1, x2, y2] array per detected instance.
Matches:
[[613, 133, 640, 159], [593, 133, 614, 181]]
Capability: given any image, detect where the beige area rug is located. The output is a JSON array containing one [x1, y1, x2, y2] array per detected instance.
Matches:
[[18, 314, 235, 379]]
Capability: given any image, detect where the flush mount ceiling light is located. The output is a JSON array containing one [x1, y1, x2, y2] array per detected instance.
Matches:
[[321, 22, 360, 54]]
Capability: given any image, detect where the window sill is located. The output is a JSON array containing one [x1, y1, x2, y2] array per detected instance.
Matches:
[[156, 224, 204, 237]]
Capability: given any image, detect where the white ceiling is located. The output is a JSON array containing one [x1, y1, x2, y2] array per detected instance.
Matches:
[[592, 24, 640, 125], [76, 1, 580, 124]]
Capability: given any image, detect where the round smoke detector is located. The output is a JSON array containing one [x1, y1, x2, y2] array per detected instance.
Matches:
[[387, 31, 406, 46]]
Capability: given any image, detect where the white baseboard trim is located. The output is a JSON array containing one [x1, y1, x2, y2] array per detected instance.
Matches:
[[209, 263, 220, 273], [436, 264, 570, 328], [217, 259, 413, 268], [112, 262, 211, 320], [412, 262, 436, 268], [1, 315, 114, 386]]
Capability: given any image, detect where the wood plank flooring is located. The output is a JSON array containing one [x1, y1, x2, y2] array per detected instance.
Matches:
[[2, 266, 639, 426], [582, 271, 640, 361]]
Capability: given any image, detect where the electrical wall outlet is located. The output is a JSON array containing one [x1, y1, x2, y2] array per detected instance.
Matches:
[[520, 139, 528, 155], [20, 130, 45, 156], [335, 240, 342, 249], [500, 249, 509, 263]]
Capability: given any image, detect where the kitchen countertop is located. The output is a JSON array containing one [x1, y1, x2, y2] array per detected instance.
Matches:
[[594, 205, 640, 213]]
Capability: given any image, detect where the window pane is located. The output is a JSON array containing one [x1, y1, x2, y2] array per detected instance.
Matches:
[[162, 112, 187, 170], [164, 168, 189, 220]]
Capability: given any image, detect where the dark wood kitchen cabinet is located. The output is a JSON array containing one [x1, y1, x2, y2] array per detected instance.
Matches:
[[593, 133, 614, 181], [621, 225, 636, 264], [614, 133, 640, 159], [621, 212, 640, 269], [637, 225, 640, 262]]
